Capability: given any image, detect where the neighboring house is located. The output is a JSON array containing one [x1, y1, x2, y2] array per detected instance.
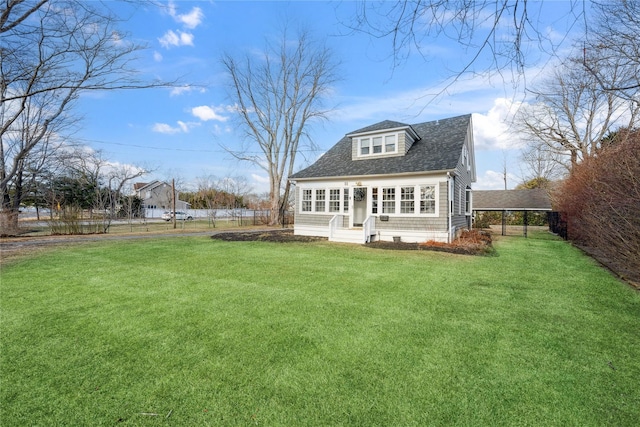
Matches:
[[133, 181, 190, 211], [289, 114, 476, 244]]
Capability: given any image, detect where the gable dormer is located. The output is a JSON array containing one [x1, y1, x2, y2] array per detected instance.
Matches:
[[347, 121, 420, 161]]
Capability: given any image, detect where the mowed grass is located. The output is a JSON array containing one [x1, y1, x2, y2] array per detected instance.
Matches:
[[1, 233, 639, 426]]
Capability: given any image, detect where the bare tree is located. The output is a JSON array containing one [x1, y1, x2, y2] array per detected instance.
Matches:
[[0, 0, 170, 234], [61, 148, 149, 233], [582, 1, 640, 102], [221, 26, 339, 225], [516, 55, 639, 170], [518, 139, 563, 187], [348, 1, 582, 97]]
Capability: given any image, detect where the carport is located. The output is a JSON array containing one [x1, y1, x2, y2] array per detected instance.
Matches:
[[472, 189, 553, 237]]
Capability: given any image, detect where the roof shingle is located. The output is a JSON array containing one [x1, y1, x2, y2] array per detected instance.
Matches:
[[290, 114, 472, 179]]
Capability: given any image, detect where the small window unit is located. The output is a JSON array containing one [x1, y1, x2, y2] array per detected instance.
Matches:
[[302, 189, 312, 212], [329, 189, 340, 212], [315, 189, 325, 212], [371, 187, 378, 214], [343, 188, 349, 213], [360, 138, 370, 155], [400, 187, 415, 213], [420, 185, 436, 214], [382, 187, 395, 214], [357, 133, 398, 158]]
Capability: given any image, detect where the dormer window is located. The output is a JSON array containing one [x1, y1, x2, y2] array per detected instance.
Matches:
[[356, 133, 398, 157]]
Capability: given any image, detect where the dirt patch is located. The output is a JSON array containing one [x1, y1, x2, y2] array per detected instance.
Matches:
[[212, 228, 494, 256], [366, 229, 494, 256], [211, 229, 327, 243]]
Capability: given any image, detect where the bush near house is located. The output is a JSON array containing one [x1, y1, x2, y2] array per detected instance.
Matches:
[[554, 128, 640, 283]]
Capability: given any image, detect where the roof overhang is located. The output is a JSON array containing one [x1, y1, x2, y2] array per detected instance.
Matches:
[[289, 169, 455, 183], [346, 125, 420, 141]]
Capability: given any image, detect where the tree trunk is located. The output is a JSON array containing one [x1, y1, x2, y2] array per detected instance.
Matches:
[[0, 209, 19, 236]]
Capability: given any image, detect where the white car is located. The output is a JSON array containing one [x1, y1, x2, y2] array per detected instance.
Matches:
[[161, 211, 193, 221]]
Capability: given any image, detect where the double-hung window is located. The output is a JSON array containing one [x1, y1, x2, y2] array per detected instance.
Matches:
[[385, 135, 396, 152], [400, 187, 415, 213], [315, 189, 325, 212], [372, 137, 383, 153], [302, 189, 312, 212], [420, 185, 436, 214], [329, 189, 340, 212], [382, 187, 395, 214], [360, 138, 370, 155], [343, 188, 349, 213], [357, 133, 398, 157], [371, 187, 378, 214]]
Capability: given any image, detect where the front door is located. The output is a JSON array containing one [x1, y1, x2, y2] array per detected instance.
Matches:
[[352, 187, 367, 227]]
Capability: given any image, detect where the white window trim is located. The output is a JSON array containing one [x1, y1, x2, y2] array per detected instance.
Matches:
[[356, 132, 399, 158], [300, 184, 439, 217], [300, 187, 350, 214]]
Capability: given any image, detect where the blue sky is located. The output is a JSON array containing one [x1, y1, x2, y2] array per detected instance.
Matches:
[[76, 0, 584, 193]]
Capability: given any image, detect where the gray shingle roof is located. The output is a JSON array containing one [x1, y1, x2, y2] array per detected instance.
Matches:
[[290, 114, 472, 179], [473, 189, 552, 211]]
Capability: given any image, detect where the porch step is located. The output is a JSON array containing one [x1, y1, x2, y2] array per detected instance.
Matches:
[[330, 228, 371, 244]]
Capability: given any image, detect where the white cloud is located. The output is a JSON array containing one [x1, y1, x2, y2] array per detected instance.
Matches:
[[474, 169, 519, 190], [191, 105, 229, 122], [170, 85, 192, 97], [167, 1, 204, 29], [177, 7, 203, 29], [152, 121, 199, 134], [153, 51, 163, 62], [169, 85, 207, 97], [158, 30, 194, 48], [472, 98, 524, 150], [152, 123, 181, 134]]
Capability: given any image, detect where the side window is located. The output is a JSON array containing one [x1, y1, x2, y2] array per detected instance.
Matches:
[[329, 189, 340, 212], [382, 187, 396, 214], [360, 138, 370, 155], [371, 187, 378, 214], [343, 188, 349, 213], [420, 185, 436, 214], [315, 189, 325, 212], [385, 135, 396, 153], [372, 137, 383, 153], [302, 189, 312, 212], [400, 187, 415, 213]]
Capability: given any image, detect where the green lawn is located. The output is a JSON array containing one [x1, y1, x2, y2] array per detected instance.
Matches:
[[1, 233, 639, 426]]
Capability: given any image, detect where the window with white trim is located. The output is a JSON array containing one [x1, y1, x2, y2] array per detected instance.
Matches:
[[465, 188, 472, 215], [420, 185, 436, 214], [382, 187, 395, 214], [360, 138, 371, 155], [371, 187, 378, 214], [315, 189, 325, 212], [400, 187, 415, 213], [329, 189, 340, 212], [343, 188, 349, 213], [357, 133, 398, 158], [372, 136, 383, 153], [302, 189, 312, 212], [385, 135, 396, 152]]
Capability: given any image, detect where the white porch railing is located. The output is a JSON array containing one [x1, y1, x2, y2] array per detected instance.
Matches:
[[363, 216, 376, 243], [329, 214, 344, 240]]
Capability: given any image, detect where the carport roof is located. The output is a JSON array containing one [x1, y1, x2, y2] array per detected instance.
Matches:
[[473, 189, 552, 211]]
